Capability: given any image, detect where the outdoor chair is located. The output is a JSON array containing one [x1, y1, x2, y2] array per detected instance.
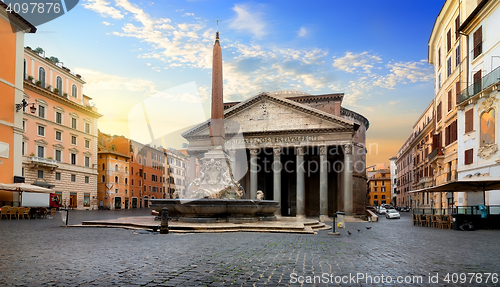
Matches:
[[17, 207, 25, 219], [444, 215, 453, 229], [23, 207, 31, 219], [412, 214, 418, 225], [426, 215, 432, 227], [436, 215, 443, 229], [431, 215, 437, 228], [416, 215, 422, 226], [1, 206, 10, 219], [9, 207, 18, 220]]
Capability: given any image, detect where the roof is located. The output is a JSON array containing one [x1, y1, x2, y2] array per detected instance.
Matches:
[[457, 0, 491, 33], [0, 2, 36, 33]]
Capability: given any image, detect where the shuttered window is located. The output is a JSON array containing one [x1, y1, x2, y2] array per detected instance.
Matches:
[[465, 149, 473, 165], [437, 102, 442, 122], [473, 26, 482, 59], [455, 16, 460, 40], [456, 81, 461, 104], [465, 109, 473, 133], [448, 90, 453, 111], [447, 29, 452, 52]]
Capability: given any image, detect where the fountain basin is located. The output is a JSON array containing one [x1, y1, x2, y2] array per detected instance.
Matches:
[[150, 199, 279, 223]]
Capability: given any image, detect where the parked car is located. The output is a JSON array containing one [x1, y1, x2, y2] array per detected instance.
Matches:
[[386, 209, 401, 219], [400, 206, 410, 212], [378, 207, 387, 215]]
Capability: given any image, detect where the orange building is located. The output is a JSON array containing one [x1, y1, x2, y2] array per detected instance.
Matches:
[[0, 5, 35, 205], [132, 141, 165, 207], [97, 132, 130, 209], [367, 169, 392, 206]]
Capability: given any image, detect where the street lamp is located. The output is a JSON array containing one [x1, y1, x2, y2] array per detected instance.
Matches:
[[15, 99, 36, 113]]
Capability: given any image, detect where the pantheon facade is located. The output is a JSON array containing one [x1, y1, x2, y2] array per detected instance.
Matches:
[[183, 90, 369, 217]]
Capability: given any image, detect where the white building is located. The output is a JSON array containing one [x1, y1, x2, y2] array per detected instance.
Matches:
[[389, 156, 398, 205], [456, 0, 500, 206], [166, 148, 188, 196]]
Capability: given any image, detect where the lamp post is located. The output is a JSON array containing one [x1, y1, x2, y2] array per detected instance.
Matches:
[[15, 99, 36, 113]]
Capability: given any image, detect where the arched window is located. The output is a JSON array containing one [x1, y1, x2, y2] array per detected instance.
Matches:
[[125, 178, 128, 185], [115, 176, 118, 183], [101, 175, 105, 182], [115, 164, 118, 171], [125, 167, 128, 173], [38, 67, 46, 88], [56, 76, 63, 95], [72, 84, 77, 98]]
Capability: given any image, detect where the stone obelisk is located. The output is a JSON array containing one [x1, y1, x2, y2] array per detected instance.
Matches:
[[210, 31, 225, 147], [186, 31, 244, 199]]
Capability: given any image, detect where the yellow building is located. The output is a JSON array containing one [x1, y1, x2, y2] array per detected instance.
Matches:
[[367, 169, 391, 206]]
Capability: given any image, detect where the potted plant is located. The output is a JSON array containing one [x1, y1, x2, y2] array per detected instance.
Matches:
[[26, 46, 32, 50], [76, 74, 81, 79], [27, 75, 33, 81], [36, 81, 41, 86], [54, 88, 59, 94], [30, 152, 35, 156], [47, 85, 52, 91], [63, 92, 68, 98], [47, 157, 53, 159]]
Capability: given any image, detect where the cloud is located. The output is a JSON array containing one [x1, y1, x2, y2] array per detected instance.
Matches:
[[298, 26, 307, 37], [83, 0, 125, 19], [332, 51, 382, 74], [373, 60, 433, 89], [229, 4, 267, 38], [183, 13, 194, 17], [388, 100, 400, 105], [73, 67, 157, 94], [102, 21, 112, 26]]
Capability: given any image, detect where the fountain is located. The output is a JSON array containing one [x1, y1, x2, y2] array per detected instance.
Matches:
[[150, 31, 280, 223]]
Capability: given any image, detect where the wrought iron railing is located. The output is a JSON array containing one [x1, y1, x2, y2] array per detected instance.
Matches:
[[428, 148, 443, 162], [458, 66, 500, 103]]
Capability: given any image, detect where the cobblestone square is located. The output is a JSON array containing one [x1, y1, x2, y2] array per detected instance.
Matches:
[[1, 210, 499, 286]]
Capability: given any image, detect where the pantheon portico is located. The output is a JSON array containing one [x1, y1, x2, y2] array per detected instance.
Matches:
[[183, 90, 369, 217]]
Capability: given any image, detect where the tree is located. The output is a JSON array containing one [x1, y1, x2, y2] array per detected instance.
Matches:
[[33, 47, 44, 54], [49, 56, 59, 63]]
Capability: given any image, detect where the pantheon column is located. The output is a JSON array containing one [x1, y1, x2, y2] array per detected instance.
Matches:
[[250, 148, 259, 199], [343, 144, 353, 216], [319, 146, 328, 218], [296, 146, 306, 217], [273, 147, 282, 215]]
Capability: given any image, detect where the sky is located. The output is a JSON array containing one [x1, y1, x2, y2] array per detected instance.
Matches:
[[21, 0, 445, 166]]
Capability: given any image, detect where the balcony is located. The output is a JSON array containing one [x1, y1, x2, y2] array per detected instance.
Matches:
[[419, 176, 432, 185], [458, 66, 500, 104], [428, 148, 444, 164], [28, 156, 58, 170]]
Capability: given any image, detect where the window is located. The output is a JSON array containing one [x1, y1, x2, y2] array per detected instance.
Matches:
[[38, 125, 45, 137], [84, 156, 90, 167], [71, 153, 77, 165], [447, 90, 453, 112], [38, 170, 43, 179], [455, 15, 460, 40], [84, 193, 90, 207], [143, 172, 147, 180], [85, 176, 89, 184], [37, 146, 44, 158], [447, 29, 451, 52], [22, 142, 25, 156], [38, 105, 45, 118], [85, 139, 90, 149], [455, 44, 460, 68], [473, 70, 482, 94], [473, 26, 482, 59], [55, 111, 62, 124], [438, 73, 441, 90], [56, 172, 61, 181], [55, 150, 62, 162], [71, 174, 76, 182], [438, 48, 441, 67], [115, 164, 118, 171], [101, 175, 105, 182], [125, 178, 128, 185], [71, 135, 77, 145], [447, 57, 452, 77], [465, 109, 474, 133], [71, 118, 77, 129], [38, 67, 46, 88], [131, 167, 134, 175], [445, 120, 457, 145], [437, 102, 442, 122], [85, 122, 90, 133], [56, 76, 62, 95], [131, 179, 134, 186], [115, 189, 118, 194], [55, 130, 62, 141], [72, 84, 78, 98], [382, 195, 386, 199], [115, 176, 118, 183], [374, 195, 378, 199], [22, 120, 26, 131], [465, 149, 473, 165]]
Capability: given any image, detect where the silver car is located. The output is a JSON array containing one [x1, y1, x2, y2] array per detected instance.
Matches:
[[385, 209, 400, 219]]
